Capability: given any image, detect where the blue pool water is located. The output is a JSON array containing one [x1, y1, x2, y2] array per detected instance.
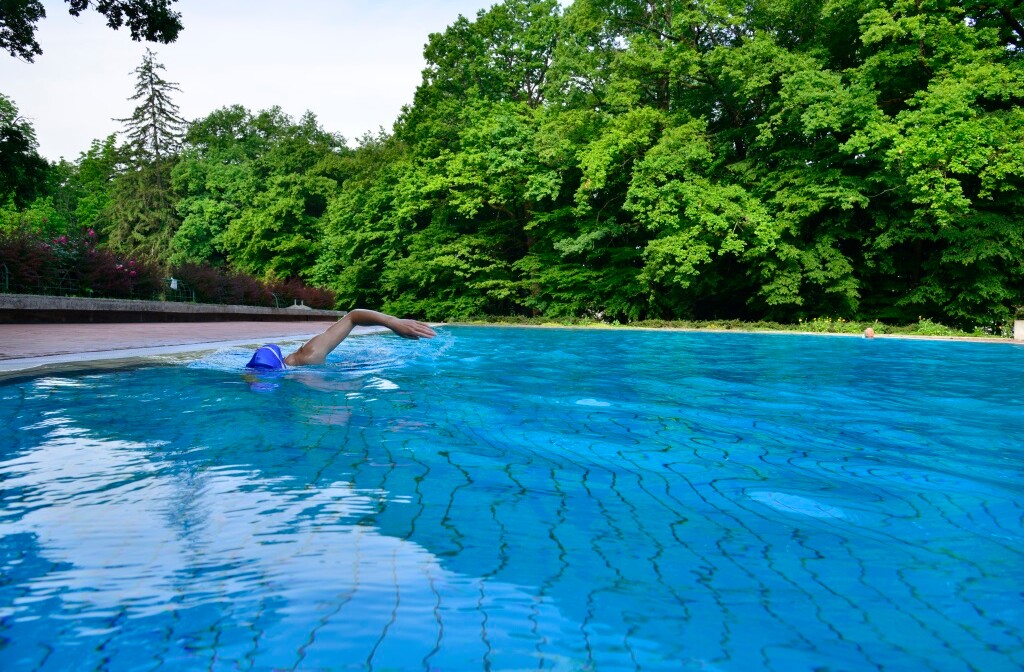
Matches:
[[1, 326, 1022, 671]]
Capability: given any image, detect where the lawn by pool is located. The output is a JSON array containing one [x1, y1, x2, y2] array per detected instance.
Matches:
[[1, 326, 1022, 671]]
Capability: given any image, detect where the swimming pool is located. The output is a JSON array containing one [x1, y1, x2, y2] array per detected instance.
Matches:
[[1, 326, 1022, 671]]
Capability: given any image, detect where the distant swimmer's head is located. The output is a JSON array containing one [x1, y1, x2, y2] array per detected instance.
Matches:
[[246, 344, 287, 370]]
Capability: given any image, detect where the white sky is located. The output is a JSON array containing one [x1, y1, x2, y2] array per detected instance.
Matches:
[[0, 0, 498, 161]]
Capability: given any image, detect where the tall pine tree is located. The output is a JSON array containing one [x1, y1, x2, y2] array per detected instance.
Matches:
[[102, 49, 185, 262], [116, 48, 186, 162]]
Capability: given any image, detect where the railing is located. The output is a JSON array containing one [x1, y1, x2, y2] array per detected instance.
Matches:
[[164, 277, 196, 303], [1, 272, 332, 311], [41, 269, 77, 297], [1, 270, 181, 303]]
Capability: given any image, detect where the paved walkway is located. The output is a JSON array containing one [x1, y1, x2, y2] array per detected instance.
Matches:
[[0, 321, 349, 376]]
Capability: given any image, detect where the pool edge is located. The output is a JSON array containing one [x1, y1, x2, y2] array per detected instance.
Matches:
[[0, 326, 398, 381]]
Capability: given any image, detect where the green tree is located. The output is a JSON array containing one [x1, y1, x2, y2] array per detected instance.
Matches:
[[102, 49, 184, 262], [375, 0, 570, 318], [1, 0, 182, 61], [514, 105, 649, 321], [846, 1, 1024, 326], [170, 106, 259, 267], [116, 48, 186, 162], [312, 132, 428, 310], [0, 92, 47, 209], [172, 105, 347, 280], [542, 0, 1024, 325], [0, 128, 125, 238], [67, 134, 125, 232], [100, 160, 178, 260], [399, 0, 562, 155]]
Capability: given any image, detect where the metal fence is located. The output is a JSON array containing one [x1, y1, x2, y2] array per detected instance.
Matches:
[[0, 272, 198, 303]]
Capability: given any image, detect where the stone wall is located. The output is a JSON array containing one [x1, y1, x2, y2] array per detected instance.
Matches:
[[0, 293, 343, 324]]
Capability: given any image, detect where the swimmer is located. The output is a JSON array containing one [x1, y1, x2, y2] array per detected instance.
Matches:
[[864, 327, 875, 339], [246, 309, 436, 370]]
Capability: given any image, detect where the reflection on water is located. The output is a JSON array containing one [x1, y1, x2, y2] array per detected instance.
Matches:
[[1, 327, 1023, 671]]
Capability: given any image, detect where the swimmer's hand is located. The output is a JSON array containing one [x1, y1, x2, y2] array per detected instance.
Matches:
[[389, 318, 437, 340]]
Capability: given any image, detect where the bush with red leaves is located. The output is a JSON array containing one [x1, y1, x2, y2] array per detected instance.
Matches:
[[171, 263, 336, 309], [1, 228, 162, 299]]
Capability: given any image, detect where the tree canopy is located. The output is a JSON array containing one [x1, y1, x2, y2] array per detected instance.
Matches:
[[316, 0, 1024, 326], [0, 92, 47, 208], [117, 48, 186, 162], [170, 104, 348, 278], [0, 0, 182, 61]]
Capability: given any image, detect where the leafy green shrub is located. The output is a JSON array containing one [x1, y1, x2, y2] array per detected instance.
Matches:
[[796, 317, 863, 334], [907, 318, 962, 337]]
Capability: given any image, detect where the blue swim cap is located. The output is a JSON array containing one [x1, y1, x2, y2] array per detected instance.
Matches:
[[246, 344, 287, 370]]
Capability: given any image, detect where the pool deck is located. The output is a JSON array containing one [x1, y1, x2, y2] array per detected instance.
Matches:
[[0, 320, 386, 378]]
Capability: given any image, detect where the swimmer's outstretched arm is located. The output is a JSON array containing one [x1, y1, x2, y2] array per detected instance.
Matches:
[[284, 309, 436, 366]]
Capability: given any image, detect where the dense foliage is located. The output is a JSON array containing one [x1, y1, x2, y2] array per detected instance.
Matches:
[[314, 0, 1024, 327], [2, 0, 1023, 327]]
